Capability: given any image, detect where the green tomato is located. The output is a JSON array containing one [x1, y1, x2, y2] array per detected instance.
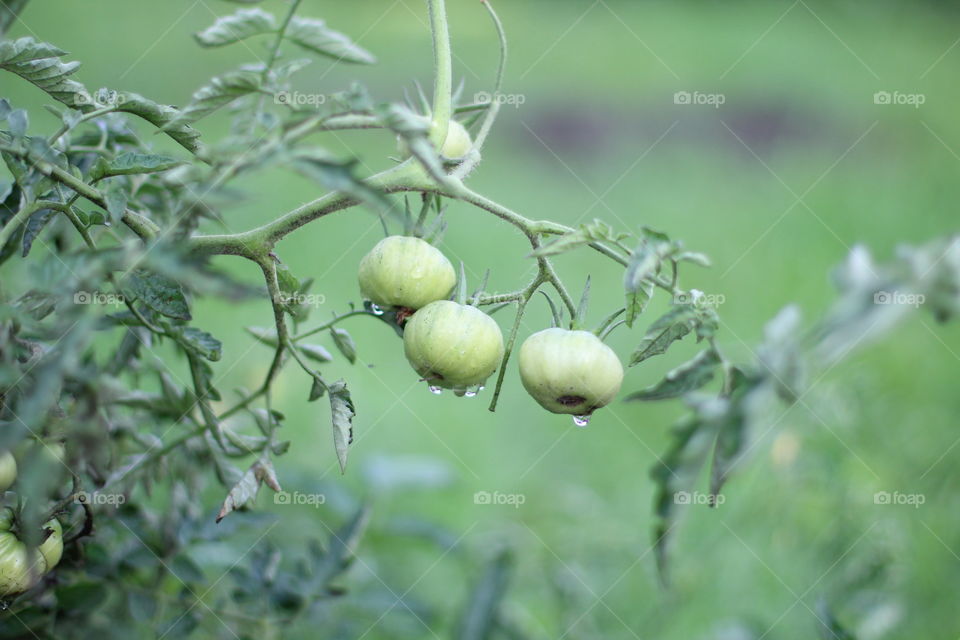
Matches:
[[436, 119, 473, 159], [403, 301, 504, 390], [0, 509, 61, 596], [358, 236, 456, 310], [0, 452, 16, 492], [37, 519, 63, 572], [518, 328, 624, 416], [399, 118, 473, 159]]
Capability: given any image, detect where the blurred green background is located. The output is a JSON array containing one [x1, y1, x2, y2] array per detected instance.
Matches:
[[6, 0, 960, 637]]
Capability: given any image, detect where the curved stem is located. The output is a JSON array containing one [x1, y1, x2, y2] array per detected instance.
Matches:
[[293, 310, 377, 340], [0, 200, 38, 250], [487, 273, 544, 411]]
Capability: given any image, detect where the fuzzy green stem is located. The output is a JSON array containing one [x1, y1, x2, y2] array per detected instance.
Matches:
[[0, 200, 39, 250], [0, 144, 159, 240], [427, 0, 453, 147]]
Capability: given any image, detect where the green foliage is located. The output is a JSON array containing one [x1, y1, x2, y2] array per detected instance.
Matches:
[[0, 0, 957, 637]]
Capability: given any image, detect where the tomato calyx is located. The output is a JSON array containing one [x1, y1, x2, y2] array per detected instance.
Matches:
[[395, 306, 416, 326]]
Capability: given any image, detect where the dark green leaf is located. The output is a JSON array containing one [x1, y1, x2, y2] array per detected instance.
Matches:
[[630, 305, 698, 366], [309, 377, 326, 401], [330, 327, 357, 364], [625, 279, 654, 328], [126, 270, 191, 320], [195, 8, 276, 47], [216, 457, 278, 522], [310, 506, 371, 589], [104, 188, 127, 225], [285, 17, 376, 64], [113, 91, 202, 153], [573, 276, 591, 329], [456, 548, 515, 640], [626, 348, 720, 401], [21, 207, 55, 257], [178, 327, 223, 362], [0, 37, 90, 112], [95, 152, 182, 178], [329, 380, 354, 474], [168, 69, 264, 126], [532, 219, 618, 258]]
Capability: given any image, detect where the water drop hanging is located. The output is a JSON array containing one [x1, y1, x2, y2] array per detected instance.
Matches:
[[573, 415, 591, 427], [428, 385, 443, 395]]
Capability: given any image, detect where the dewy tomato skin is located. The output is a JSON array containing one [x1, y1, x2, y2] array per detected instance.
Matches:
[[518, 328, 624, 415], [358, 236, 456, 310], [0, 509, 62, 596], [403, 301, 504, 390], [0, 452, 16, 492]]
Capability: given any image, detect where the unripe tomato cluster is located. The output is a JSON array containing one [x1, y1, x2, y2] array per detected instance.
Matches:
[[358, 237, 625, 418], [0, 451, 64, 597]]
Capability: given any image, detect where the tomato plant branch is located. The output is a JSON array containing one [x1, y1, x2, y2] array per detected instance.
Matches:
[[47, 105, 116, 146], [0, 144, 159, 241], [427, 0, 453, 148], [0, 200, 40, 249], [293, 309, 379, 340], [486, 271, 544, 411]]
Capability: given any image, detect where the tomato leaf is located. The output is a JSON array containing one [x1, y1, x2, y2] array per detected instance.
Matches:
[[194, 8, 276, 48], [329, 380, 354, 474], [285, 16, 376, 64], [329, 327, 357, 364], [629, 305, 698, 366], [626, 348, 720, 401], [126, 270, 191, 320], [216, 457, 280, 522], [455, 547, 514, 640], [93, 152, 182, 179]]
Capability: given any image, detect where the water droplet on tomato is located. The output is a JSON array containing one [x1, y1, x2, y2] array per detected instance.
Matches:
[[370, 303, 384, 316], [428, 385, 443, 395], [573, 415, 590, 427]]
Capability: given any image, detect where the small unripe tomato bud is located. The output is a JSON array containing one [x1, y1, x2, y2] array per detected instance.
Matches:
[[403, 301, 504, 390], [358, 236, 456, 310], [437, 119, 472, 159], [0, 452, 16, 492], [518, 328, 624, 416], [399, 118, 473, 160]]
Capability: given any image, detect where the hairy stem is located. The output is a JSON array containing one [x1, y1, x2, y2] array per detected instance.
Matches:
[[427, 0, 453, 147]]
